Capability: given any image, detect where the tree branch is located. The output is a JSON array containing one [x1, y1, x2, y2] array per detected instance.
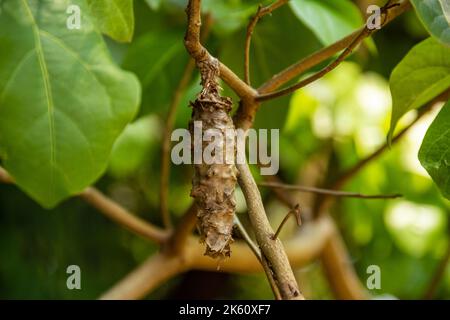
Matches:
[[0, 166, 169, 244], [185, 0, 302, 299], [259, 182, 402, 199], [165, 202, 198, 254], [234, 215, 282, 300], [160, 59, 196, 229], [80, 188, 169, 244], [184, 0, 256, 100], [160, 15, 213, 229], [100, 216, 335, 299], [244, 0, 289, 85], [260, 173, 368, 299], [99, 252, 189, 300], [234, 215, 262, 262], [272, 205, 301, 240], [237, 162, 304, 300], [256, 27, 372, 102], [423, 238, 450, 300], [320, 233, 368, 300], [257, 0, 412, 94]]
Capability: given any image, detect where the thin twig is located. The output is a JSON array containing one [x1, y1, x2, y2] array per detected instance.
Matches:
[[330, 89, 450, 192], [272, 204, 301, 240], [80, 188, 170, 244], [237, 162, 304, 300], [257, 0, 412, 94], [100, 252, 188, 300], [234, 215, 261, 262], [260, 182, 402, 199], [0, 165, 169, 244], [244, 0, 289, 85], [184, 0, 256, 100], [260, 255, 283, 300], [423, 238, 450, 300], [314, 89, 449, 220], [256, 27, 372, 102], [166, 202, 198, 254], [234, 215, 283, 300], [160, 60, 196, 229], [160, 16, 213, 230], [100, 216, 335, 299]]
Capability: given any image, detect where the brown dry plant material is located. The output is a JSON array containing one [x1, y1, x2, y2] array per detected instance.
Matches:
[[189, 58, 238, 258]]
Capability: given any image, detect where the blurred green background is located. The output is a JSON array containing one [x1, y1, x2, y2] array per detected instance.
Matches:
[[0, 0, 449, 299]]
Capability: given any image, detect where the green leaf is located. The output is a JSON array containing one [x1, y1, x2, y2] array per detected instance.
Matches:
[[108, 116, 160, 178], [122, 31, 188, 115], [411, 0, 450, 47], [388, 37, 450, 140], [289, 0, 364, 46], [418, 102, 450, 199], [145, 0, 162, 10], [87, 0, 135, 43], [0, 0, 141, 207]]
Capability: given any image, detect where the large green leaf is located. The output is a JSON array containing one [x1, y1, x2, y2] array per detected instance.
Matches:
[[411, 0, 450, 46], [87, 0, 135, 43], [289, 0, 364, 46], [0, 0, 141, 207], [388, 37, 450, 140], [122, 31, 188, 115], [419, 102, 450, 199]]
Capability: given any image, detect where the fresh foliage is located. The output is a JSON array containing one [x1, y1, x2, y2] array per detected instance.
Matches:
[[411, 0, 450, 46], [0, 0, 140, 207], [388, 37, 450, 140], [87, 0, 135, 42], [289, 0, 364, 45], [419, 102, 450, 199]]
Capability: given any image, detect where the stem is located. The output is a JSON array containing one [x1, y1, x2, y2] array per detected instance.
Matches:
[[160, 59, 196, 229], [244, 0, 289, 85], [234, 215, 283, 300], [99, 253, 188, 300], [166, 202, 198, 254], [160, 16, 213, 230], [260, 182, 402, 199], [272, 205, 301, 240], [99, 216, 335, 299], [237, 162, 304, 300], [0, 165, 169, 244], [256, 27, 371, 102], [258, 0, 412, 94], [423, 239, 450, 300], [80, 188, 169, 244], [234, 215, 261, 262], [184, 0, 256, 100]]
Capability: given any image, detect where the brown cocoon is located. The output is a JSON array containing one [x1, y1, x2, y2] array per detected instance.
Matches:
[[189, 58, 237, 258]]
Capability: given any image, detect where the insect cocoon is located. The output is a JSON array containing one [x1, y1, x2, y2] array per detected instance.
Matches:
[[189, 58, 237, 258]]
